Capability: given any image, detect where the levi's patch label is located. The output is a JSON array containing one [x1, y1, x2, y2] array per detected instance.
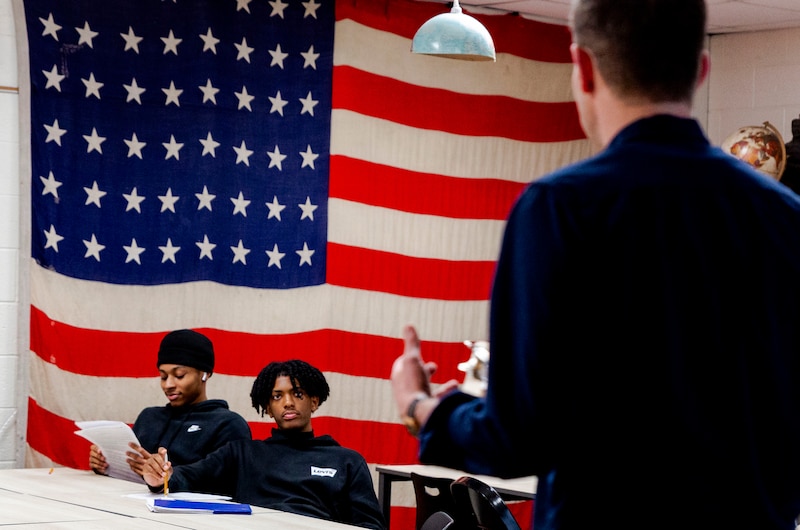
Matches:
[[311, 466, 337, 477]]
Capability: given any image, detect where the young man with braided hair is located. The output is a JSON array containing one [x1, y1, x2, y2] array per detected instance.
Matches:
[[139, 360, 385, 530]]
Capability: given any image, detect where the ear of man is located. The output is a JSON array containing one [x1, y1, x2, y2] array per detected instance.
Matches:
[[570, 43, 595, 93], [201, 372, 208, 382]]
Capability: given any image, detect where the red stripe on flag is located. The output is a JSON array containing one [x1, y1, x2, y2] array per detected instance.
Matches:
[[30, 305, 470, 382], [250, 417, 420, 465], [27, 397, 94, 470], [390, 507, 418, 530], [332, 66, 583, 143], [335, 0, 573, 64], [330, 156, 525, 219], [29, 396, 419, 469], [327, 243, 495, 301]]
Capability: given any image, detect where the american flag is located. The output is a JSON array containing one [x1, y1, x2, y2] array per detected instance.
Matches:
[[20, 0, 587, 526]]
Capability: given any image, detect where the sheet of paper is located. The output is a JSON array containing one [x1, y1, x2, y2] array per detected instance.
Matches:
[[125, 492, 232, 501], [75, 420, 143, 484]]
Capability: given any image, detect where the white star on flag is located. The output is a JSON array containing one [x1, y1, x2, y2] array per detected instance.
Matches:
[[162, 81, 183, 106], [269, 44, 288, 67], [123, 187, 146, 212], [235, 86, 254, 111], [231, 240, 250, 264], [299, 91, 318, 116], [270, 0, 289, 18], [301, 45, 320, 69], [199, 79, 219, 104], [43, 224, 64, 251], [42, 64, 65, 91], [124, 78, 146, 104], [235, 37, 254, 63], [120, 26, 142, 53], [163, 135, 184, 160], [267, 145, 286, 170], [75, 21, 99, 47], [231, 192, 251, 216], [82, 73, 103, 99], [234, 141, 254, 165], [39, 12, 61, 40], [40, 171, 62, 198], [195, 186, 216, 211], [266, 196, 286, 220], [269, 91, 288, 116], [299, 197, 318, 220], [296, 242, 314, 266], [299, 145, 319, 169], [82, 234, 105, 261], [83, 181, 107, 207], [83, 127, 106, 154], [303, 0, 321, 19], [44, 119, 67, 145], [200, 132, 220, 157], [266, 244, 285, 268], [161, 29, 182, 55], [199, 28, 219, 53], [196, 234, 216, 260], [123, 238, 146, 264], [159, 238, 181, 263], [124, 132, 146, 159], [158, 188, 180, 212]]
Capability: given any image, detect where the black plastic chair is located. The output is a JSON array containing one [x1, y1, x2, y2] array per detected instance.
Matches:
[[411, 472, 461, 530], [450, 476, 523, 530], [420, 510, 456, 530]]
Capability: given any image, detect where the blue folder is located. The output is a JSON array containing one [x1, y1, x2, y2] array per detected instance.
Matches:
[[152, 498, 252, 514]]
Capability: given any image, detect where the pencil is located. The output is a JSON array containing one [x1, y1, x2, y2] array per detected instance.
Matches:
[[163, 451, 169, 496]]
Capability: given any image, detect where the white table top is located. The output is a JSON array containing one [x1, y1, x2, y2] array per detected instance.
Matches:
[[375, 463, 537, 499], [0, 467, 361, 529]]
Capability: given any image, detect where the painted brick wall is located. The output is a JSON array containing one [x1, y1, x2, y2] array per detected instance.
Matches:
[[0, 0, 20, 469]]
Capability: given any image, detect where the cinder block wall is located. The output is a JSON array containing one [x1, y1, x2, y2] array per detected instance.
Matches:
[[0, 0, 21, 469], [707, 28, 800, 147]]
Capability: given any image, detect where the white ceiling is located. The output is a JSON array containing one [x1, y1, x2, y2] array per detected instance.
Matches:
[[451, 0, 800, 34]]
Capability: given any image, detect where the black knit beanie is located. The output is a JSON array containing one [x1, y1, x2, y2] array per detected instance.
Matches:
[[156, 329, 215, 372]]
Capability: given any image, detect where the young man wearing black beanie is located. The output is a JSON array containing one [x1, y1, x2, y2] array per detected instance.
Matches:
[[88, 329, 251, 478], [138, 360, 386, 530]]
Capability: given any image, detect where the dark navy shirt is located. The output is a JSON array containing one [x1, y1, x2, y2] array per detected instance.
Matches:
[[419, 115, 800, 530]]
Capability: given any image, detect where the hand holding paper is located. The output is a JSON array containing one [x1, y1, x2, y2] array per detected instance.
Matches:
[[75, 421, 142, 483], [125, 442, 151, 477], [88, 444, 108, 475]]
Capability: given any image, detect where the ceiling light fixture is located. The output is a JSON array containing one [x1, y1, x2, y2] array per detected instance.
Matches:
[[411, 0, 496, 62]]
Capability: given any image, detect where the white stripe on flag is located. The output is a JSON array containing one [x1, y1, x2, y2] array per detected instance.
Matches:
[[31, 262, 490, 340], [330, 109, 591, 181]]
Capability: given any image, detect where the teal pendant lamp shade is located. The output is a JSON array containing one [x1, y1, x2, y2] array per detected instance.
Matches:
[[411, 0, 496, 61]]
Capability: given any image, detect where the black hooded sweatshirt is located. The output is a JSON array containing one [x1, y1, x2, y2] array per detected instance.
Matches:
[[155, 429, 385, 530], [133, 399, 251, 467]]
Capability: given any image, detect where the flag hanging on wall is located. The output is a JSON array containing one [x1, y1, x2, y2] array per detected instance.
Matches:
[[18, 0, 587, 526]]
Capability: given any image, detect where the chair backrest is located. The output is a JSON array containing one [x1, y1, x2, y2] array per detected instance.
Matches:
[[411, 472, 461, 530], [420, 510, 456, 530], [450, 476, 523, 530]]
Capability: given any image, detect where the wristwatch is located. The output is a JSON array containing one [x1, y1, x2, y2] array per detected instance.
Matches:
[[402, 393, 429, 436]]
